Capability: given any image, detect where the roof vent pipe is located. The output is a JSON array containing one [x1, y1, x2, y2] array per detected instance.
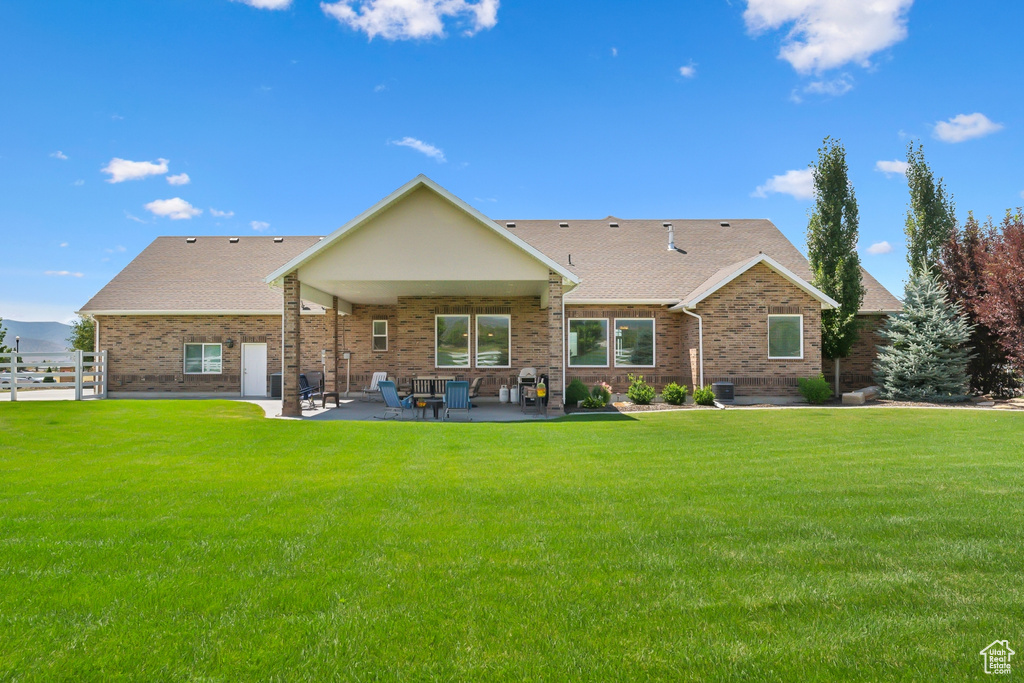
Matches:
[[665, 223, 675, 251], [559, 222, 569, 228], [186, 237, 196, 243]]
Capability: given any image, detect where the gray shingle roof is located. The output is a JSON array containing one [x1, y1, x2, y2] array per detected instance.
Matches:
[[502, 218, 901, 312], [80, 220, 900, 314], [79, 236, 322, 313]]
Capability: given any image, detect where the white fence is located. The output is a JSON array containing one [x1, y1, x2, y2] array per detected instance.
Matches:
[[0, 351, 107, 401]]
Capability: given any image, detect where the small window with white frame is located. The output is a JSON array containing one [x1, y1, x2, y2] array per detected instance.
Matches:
[[614, 318, 655, 367], [767, 314, 803, 359], [372, 320, 388, 351], [184, 343, 223, 374]]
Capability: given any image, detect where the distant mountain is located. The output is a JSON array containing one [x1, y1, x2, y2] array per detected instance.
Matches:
[[0, 320, 73, 353]]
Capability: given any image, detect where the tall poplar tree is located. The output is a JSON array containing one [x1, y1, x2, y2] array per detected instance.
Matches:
[[905, 142, 956, 275], [806, 136, 865, 395]]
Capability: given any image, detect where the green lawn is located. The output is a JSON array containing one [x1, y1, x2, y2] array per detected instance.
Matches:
[[0, 402, 1021, 681]]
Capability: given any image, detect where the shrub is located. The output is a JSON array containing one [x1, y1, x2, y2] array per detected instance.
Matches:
[[42, 367, 56, 384], [626, 374, 655, 405], [580, 395, 606, 409], [591, 381, 612, 404], [798, 374, 832, 404], [693, 385, 716, 406], [662, 382, 687, 405], [565, 378, 590, 406]]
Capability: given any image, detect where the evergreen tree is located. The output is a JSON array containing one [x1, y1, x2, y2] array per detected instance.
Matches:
[[873, 272, 973, 401], [0, 317, 8, 353], [67, 315, 95, 352], [904, 142, 956, 275], [807, 136, 865, 394]]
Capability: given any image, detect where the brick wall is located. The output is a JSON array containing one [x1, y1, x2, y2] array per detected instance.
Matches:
[[823, 314, 888, 393], [693, 262, 823, 396], [563, 303, 689, 394], [97, 313, 330, 393], [336, 295, 553, 396]]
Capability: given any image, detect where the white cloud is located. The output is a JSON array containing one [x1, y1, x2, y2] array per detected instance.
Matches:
[[50, 151, 68, 160], [72, 179, 85, 186], [144, 198, 202, 220], [679, 62, 697, 78], [611, 47, 618, 57], [210, 208, 235, 218], [865, 240, 893, 255], [875, 160, 909, 176], [1020, 190, 1024, 200], [44, 270, 84, 278], [803, 75, 853, 96], [752, 168, 814, 200], [321, 0, 499, 40], [743, 0, 913, 74], [933, 112, 1004, 143], [374, 83, 388, 92], [390, 136, 446, 162], [166, 173, 191, 186], [124, 211, 148, 224], [102, 157, 169, 183], [251, 221, 271, 232], [233, 0, 292, 8], [59, 242, 69, 248], [104, 245, 127, 254]]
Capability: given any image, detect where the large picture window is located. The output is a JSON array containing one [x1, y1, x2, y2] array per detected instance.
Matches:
[[568, 318, 609, 367], [768, 314, 803, 359], [435, 315, 470, 368], [614, 318, 655, 367], [184, 343, 222, 374], [476, 314, 510, 367]]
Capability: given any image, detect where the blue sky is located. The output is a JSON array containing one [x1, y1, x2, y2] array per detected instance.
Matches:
[[1, 0, 1021, 322]]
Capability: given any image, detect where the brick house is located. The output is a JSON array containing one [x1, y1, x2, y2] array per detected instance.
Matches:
[[79, 175, 900, 415]]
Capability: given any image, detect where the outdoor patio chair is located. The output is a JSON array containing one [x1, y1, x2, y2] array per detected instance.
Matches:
[[361, 371, 388, 401], [376, 380, 413, 420], [468, 376, 482, 400], [298, 373, 322, 410], [443, 380, 472, 421]]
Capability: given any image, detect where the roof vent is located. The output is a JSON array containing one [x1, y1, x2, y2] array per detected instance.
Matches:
[[609, 222, 619, 228], [273, 237, 284, 243], [229, 237, 239, 243], [720, 221, 731, 227], [318, 237, 324, 241], [506, 222, 516, 228], [186, 237, 196, 244], [665, 223, 675, 251], [559, 222, 569, 228]]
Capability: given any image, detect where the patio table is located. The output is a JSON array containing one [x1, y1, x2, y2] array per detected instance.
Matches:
[[416, 396, 444, 420]]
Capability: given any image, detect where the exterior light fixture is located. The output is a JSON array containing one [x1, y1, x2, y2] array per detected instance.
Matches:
[[224, 339, 235, 348]]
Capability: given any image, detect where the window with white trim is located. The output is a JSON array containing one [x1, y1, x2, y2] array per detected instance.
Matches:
[[614, 318, 655, 367], [767, 314, 803, 359], [372, 320, 388, 351], [184, 343, 223, 374], [568, 318, 609, 367], [476, 314, 510, 367], [435, 315, 470, 368]]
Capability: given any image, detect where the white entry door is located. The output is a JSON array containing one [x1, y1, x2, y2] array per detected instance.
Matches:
[[241, 343, 268, 397]]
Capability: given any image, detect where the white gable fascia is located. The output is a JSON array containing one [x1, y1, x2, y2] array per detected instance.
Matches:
[[265, 175, 580, 286], [669, 254, 840, 311]]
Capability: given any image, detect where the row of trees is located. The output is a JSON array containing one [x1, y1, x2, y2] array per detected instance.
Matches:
[[806, 136, 1023, 400]]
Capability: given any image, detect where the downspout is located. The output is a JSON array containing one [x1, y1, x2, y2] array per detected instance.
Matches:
[[680, 308, 704, 388], [561, 295, 566, 407]]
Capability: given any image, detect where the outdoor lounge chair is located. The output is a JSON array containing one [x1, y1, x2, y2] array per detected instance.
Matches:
[[361, 371, 388, 401], [443, 380, 472, 421], [376, 380, 413, 420], [298, 373, 322, 410], [468, 376, 482, 400]]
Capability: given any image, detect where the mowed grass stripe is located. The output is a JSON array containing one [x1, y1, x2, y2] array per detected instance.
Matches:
[[0, 401, 1021, 680]]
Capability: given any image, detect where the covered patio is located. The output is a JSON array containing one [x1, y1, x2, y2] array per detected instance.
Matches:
[[264, 176, 578, 418]]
